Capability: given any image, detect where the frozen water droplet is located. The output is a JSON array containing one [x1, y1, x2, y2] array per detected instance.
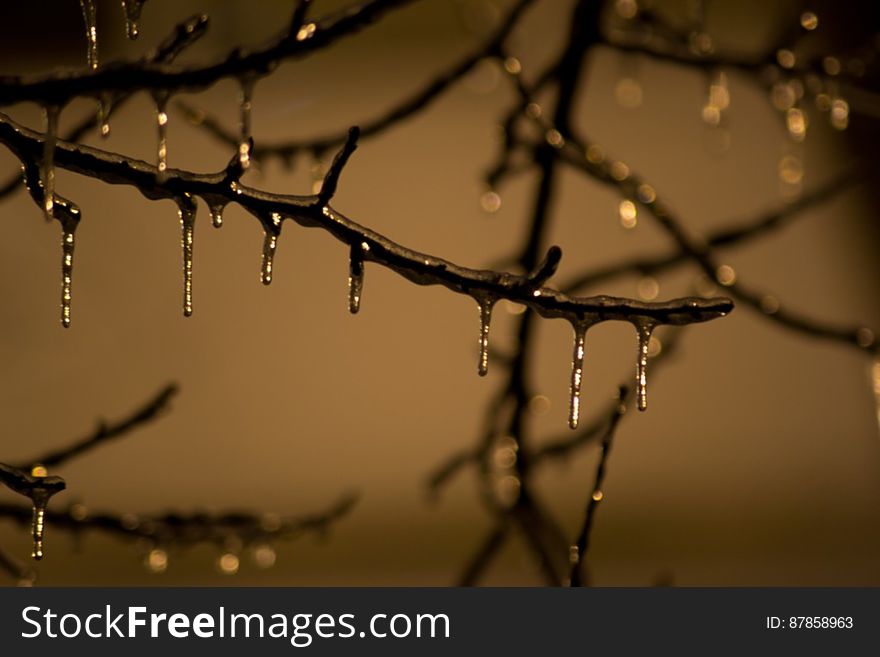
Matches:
[[60, 222, 77, 328], [475, 294, 494, 376], [153, 92, 170, 181], [31, 499, 46, 560], [348, 244, 364, 314], [568, 322, 589, 429], [178, 195, 196, 316], [98, 94, 111, 137], [80, 0, 98, 70], [238, 75, 255, 170], [121, 0, 145, 40], [634, 320, 655, 411], [260, 213, 282, 285], [210, 203, 225, 228], [41, 105, 60, 221]]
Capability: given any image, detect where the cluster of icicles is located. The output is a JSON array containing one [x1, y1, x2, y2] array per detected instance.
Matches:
[[39, 1, 263, 327], [474, 295, 658, 428], [42, 1, 649, 450]]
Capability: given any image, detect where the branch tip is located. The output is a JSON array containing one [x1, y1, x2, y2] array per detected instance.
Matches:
[[318, 126, 359, 205], [526, 245, 562, 287]]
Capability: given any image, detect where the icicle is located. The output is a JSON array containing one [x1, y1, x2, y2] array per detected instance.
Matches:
[[80, 0, 98, 70], [348, 243, 365, 314], [178, 196, 196, 316], [261, 213, 283, 285], [154, 91, 170, 181], [31, 496, 46, 560], [210, 203, 226, 228], [475, 294, 495, 376], [568, 321, 589, 429], [60, 220, 77, 328], [238, 75, 255, 171], [98, 94, 111, 137], [634, 320, 656, 412], [41, 105, 60, 221], [121, 0, 145, 40]]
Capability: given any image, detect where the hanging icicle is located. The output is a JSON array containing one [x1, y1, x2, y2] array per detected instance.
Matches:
[[41, 105, 60, 221], [348, 243, 365, 314], [178, 195, 197, 316], [121, 0, 146, 40], [60, 216, 79, 328], [568, 321, 591, 429], [238, 75, 256, 171], [0, 464, 66, 561], [209, 203, 226, 228], [633, 319, 656, 411], [261, 213, 283, 285], [474, 294, 495, 376], [153, 91, 170, 181], [98, 93, 112, 138], [80, 0, 98, 70]]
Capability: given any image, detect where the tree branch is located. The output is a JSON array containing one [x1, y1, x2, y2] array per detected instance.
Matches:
[[568, 386, 627, 587], [0, 0, 417, 105], [178, 0, 538, 163], [0, 113, 732, 331], [16, 384, 178, 471], [0, 13, 210, 199], [0, 493, 357, 563]]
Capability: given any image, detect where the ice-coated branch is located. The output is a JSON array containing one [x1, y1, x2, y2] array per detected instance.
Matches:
[[0, 493, 357, 548], [0, 462, 66, 561], [16, 383, 178, 471], [0, 113, 733, 331], [177, 0, 538, 164], [0, 0, 416, 105], [0, 13, 210, 200]]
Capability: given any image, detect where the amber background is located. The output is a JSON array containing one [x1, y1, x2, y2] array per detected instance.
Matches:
[[0, 0, 878, 585]]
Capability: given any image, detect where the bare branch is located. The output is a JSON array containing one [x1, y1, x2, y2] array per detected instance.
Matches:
[[560, 171, 859, 293], [177, 0, 537, 163], [0, 493, 358, 548], [16, 384, 178, 471], [568, 387, 627, 587]]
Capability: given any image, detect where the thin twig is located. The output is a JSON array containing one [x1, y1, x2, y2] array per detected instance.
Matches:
[[0, 493, 358, 548], [16, 384, 178, 470], [178, 0, 538, 163], [568, 386, 627, 587]]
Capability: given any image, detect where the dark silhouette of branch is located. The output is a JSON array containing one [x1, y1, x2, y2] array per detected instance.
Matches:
[[553, 134, 877, 354], [568, 387, 627, 587], [15, 384, 178, 471], [458, 523, 510, 586], [0, 0, 416, 104], [0, 545, 34, 584], [0, 113, 732, 332], [560, 171, 859, 293], [0, 13, 210, 200], [178, 0, 538, 164], [0, 493, 358, 571]]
